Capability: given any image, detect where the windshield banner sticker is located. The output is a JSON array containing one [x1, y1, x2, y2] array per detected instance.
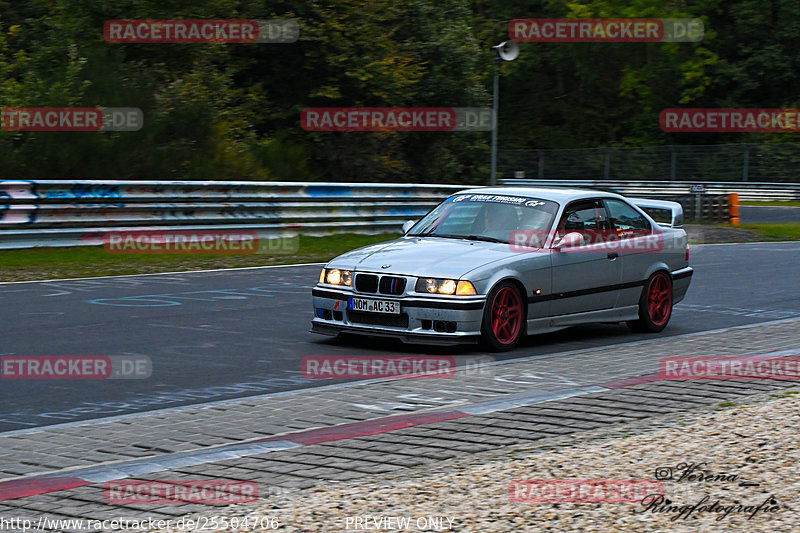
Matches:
[[451, 194, 546, 207]]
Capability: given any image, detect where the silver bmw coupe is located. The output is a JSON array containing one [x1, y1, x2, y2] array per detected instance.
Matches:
[[311, 187, 693, 351]]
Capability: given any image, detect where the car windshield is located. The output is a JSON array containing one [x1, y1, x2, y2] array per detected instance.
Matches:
[[407, 193, 559, 245]]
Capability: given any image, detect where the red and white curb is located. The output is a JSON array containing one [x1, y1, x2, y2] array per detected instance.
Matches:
[[2, 346, 797, 503], [0, 385, 609, 502]]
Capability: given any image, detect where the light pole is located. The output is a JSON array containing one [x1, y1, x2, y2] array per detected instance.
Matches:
[[490, 40, 519, 186]]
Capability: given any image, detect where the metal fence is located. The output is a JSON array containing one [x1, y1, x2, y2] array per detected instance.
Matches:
[[499, 143, 800, 182]]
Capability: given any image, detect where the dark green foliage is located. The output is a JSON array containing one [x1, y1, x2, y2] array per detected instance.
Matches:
[[0, 0, 798, 183]]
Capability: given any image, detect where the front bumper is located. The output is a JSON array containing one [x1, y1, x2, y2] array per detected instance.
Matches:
[[310, 286, 486, 345]]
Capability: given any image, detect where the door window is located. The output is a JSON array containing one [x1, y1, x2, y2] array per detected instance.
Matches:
[[556, 200, 612, 245]]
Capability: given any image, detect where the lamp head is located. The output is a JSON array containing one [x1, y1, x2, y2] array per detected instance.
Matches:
[[492, 40, 519, 61]]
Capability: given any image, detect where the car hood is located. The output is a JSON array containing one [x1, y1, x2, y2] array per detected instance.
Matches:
[[327, 237, 529, 279]]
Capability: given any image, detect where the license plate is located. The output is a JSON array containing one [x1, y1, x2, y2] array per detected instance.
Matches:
[[348, 297, 400, 314]]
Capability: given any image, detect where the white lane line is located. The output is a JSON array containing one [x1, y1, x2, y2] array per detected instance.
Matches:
[[0, 262, 326, 285], [458, 386, 609, 415], [2, 316, 798, 439], [691, 240, 800, 247], [0, 440, 301, 485], [740, 206, 800, 209]]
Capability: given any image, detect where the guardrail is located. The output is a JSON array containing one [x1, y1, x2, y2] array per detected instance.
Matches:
[[0, 179, 789, 249], [654, 194, 730, 223], [0, 180, 464, 249], [499, 179, 800, 202], [501, 179, 800, 223]]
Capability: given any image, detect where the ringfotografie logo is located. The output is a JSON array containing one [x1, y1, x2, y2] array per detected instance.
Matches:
[[640, 462, 782, 521]]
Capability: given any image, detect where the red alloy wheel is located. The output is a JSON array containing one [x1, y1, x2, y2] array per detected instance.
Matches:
[[490, 286, 522, 344], [647, 273, 673, 326]]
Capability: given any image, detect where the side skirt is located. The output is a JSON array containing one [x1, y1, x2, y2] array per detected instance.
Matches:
[[525, 305, 640, 336]]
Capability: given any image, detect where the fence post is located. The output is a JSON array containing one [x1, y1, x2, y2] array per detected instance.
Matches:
[[669, 145, 676, 181], [742, 145, 750, 182]]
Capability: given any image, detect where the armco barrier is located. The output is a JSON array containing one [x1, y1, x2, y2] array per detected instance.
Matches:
[[0, 180, 465, 249], [634, 194, 729, 223], [500, 178, 800, 223], [1, 179, 793, 249], [499, 179, 800, 202]]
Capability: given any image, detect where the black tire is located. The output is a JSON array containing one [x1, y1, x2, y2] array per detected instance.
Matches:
[[626, 271, 673, 333], [480, 281, 526, 352]]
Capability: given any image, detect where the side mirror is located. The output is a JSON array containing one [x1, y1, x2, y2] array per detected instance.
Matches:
[[553, 231, 585, 250], [401, 220, 417, 234]]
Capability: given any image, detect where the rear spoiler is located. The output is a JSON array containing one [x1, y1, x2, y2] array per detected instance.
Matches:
[[628, 198, 684, 228]]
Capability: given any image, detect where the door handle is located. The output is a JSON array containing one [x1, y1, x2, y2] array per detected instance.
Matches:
[[607, 252, 619, 260]]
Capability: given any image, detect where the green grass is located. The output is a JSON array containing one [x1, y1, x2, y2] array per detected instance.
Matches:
[[739, 200, 800, 207], [737, 223, 800, 240], [3, 223, 798, 282], [0, 233, 401, 282]]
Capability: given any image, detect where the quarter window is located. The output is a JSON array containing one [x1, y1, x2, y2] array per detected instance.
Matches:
[[605, 199, 651, 237]]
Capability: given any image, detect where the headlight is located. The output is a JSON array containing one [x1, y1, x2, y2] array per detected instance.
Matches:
[[321, 268, 352, 286], [327, 269, 342, 285], [416, 278, 477, 295], [439, 279, 456, 294], [423, 278, 438, 293]]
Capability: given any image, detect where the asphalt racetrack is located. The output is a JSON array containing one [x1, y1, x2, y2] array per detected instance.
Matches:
[[740, 205, 800, 223], [1, 241, 799, 433]]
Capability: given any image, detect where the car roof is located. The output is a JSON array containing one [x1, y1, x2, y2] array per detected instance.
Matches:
[[452, 186, 624, 204]]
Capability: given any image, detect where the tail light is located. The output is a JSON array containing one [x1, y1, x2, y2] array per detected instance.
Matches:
[[685, 243, 690, 261]]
